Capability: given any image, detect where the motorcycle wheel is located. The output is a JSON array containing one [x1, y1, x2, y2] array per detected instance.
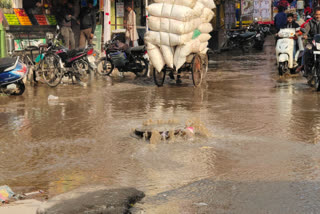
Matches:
[[11, 81, 25, 96], [278, 62, 287, 76], [41, 53, 62, 87], [97, 58, 114, 76], [74, 60, 91, 85], [135, 58, 149, 77], [153, 67, 166, 87]]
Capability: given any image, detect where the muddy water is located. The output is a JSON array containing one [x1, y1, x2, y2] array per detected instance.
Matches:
[[1, 37, 320, 212]]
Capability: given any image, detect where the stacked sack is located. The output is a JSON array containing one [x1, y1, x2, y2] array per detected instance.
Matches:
[[145, 0, 215, 72]]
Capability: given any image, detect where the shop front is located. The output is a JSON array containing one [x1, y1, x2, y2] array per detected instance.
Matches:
[[1, 0, 58, 53]]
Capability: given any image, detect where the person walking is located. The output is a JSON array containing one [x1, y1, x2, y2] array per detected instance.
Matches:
[[79, 0, 96, 48], [60, 1, 75, 49], [125, 6, 138, 47]]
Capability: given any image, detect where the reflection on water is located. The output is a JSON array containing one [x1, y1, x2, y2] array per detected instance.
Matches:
[[1, 38, 320, 213]]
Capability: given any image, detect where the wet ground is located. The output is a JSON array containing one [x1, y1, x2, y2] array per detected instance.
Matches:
[[1, 37, 320, 213]]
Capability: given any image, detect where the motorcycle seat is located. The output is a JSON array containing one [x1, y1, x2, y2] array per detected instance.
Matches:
[[128, 46, 145, 55], [0, 57, 18, 73], [66, 48, 86, 57], [239, 32, 256, 38]]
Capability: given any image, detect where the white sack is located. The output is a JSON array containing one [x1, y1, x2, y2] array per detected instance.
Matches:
[[198, 0, 216, 9], [174, 39, 201, 69], [192, 2, 205, 16], [198, 23, 213, 33], [198, 34, 211, 43], [201, 8, 214, 23], [160, 45, 175, 68], [153, 0, 197, 8], [147, 3, 196, 21], [145, 31, 194, 46], [146, 42, 165, 72], [148, 16, 201, 34], [199, 42, 208, 51]]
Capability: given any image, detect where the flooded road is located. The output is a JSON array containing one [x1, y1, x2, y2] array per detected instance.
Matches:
[[2, 37, 320, 213]]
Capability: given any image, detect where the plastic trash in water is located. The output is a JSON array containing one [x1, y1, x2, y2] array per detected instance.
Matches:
[[0, 185, 15, 203], [48, 95, 59, 100]]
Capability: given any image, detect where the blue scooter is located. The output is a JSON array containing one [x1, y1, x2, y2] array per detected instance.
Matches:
[[0, 57, 28, 95]]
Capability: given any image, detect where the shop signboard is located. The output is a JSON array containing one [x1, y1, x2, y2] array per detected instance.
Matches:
[[253, 0, 272, 21], [241, 0, 254, 16], [116, 2, 124, 17]]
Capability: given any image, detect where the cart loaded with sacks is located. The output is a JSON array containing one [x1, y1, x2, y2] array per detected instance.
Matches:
[[153, 52, 208, 87], [144, 0, 215, 87]]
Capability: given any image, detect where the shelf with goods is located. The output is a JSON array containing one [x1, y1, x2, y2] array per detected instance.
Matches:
[[2, 8, 56, 51]]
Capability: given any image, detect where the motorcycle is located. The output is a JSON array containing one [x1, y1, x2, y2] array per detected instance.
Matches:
[[304, 34, 320, 91], [41, 26, 94, 87], [0, 56, 28, 95], [221, 28, 261, 52], [97, 35, 148, 77], [248, 22, 265, 50], [276, 28, 305, 76]]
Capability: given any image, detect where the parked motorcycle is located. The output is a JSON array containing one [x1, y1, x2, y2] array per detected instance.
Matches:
[[221, 28, 261, 52], [41, 26, 94, 87], [0, 56, 28, 95], [304, 34, 320, 91], [248, 22, 265, 50], [97, 35, 148, 77], [276, 28, 304, 76]]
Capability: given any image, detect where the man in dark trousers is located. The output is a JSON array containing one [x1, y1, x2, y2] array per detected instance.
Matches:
[[79, 0, 96, 48], [60, 1, 76, 49]]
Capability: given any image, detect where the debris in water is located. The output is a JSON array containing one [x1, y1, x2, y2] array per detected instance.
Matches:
[[48, 95, 59, 100], [0, 185, 15, 203], [134, 118, 211, 143]]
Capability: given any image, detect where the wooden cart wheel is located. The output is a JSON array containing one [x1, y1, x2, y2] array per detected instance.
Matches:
[[201, 54, 209, 79], [153, 67, 166, 87], [191, 54, 202, 87]]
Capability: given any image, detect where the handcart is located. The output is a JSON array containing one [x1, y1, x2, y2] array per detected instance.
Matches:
[[153, 52, 209, 87]]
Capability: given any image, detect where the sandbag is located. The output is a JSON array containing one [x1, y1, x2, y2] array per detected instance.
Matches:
[[147, 3, 196, 21], [199, 42, 208, 52], [198, 34, 211, 43], [160, 45, 175, 68], [148, 16, 201, 35], [201, 8, 214, 23], [153, 0, 197, 8], [198, 0, 216, 9], [145, 31, 194, 46], [146, 42, 165, 72], [198, 23, 213, 33]]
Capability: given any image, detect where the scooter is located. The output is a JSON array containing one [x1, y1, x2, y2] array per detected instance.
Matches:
[[276, 28, 305, 76], [0, 56, 28, 95]]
